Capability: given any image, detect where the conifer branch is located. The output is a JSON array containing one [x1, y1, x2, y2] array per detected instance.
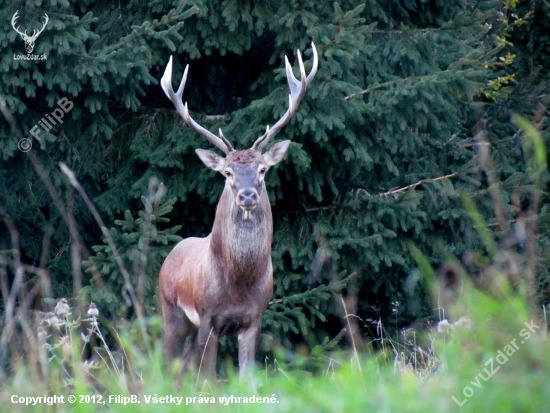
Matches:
[[321, 20, 345, 55], [269, 273, 355, 305], [94, 5, 198, 54], [344, 70, 465, 101], [0, 95, 106, 293], [369, 9, 489, 36]]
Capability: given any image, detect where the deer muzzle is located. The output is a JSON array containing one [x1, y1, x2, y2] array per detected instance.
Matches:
[[237, 189, 259, 211]]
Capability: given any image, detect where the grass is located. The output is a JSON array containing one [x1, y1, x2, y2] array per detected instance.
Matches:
[[1, 277, 549, 412]]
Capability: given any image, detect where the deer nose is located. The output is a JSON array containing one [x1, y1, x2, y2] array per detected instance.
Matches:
[[237, 189, 258, 208]]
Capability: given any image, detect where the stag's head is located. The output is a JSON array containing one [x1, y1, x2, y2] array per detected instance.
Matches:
[[160, 43, 318, 218], [11, 11, 49, 54], [195, 143, 291, 214]]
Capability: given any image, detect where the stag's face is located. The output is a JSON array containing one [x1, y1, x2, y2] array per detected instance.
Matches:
[[196, 140, 290, 213]]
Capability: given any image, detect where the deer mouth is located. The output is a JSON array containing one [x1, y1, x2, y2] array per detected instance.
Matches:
[[239, 205, 256, 221], [239, 205, 257, 212]]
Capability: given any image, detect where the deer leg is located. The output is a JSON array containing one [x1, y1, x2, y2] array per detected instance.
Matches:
[[238, 316, 262, 377], [196, 321, 218, 379], [161, 298, 190, 362], [182, 331, 198, 372]]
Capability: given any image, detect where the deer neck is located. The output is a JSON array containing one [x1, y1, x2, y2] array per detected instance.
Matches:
[[210, 183, 272, 283]]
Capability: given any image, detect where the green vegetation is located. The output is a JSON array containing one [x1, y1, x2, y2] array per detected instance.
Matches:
[[1, 0, 550, 411], [1, 274, 549, 412], [2, 0, 549, 338]]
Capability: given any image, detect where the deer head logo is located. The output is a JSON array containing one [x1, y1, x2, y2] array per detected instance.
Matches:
[[11, 11, 49, 54]]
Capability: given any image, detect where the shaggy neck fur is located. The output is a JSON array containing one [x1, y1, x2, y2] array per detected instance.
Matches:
[[210, 181, 273, 284]]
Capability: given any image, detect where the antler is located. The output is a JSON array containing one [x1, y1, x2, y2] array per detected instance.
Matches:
[[11, 11, 26, 38], [11, 11, 48, 41], [28, 13, 49, 42], [251, 42, 318, 152], [160, 57, 234, 155]]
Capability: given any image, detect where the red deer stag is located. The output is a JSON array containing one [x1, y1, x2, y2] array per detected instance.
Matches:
[[159, 43, 318, 377]]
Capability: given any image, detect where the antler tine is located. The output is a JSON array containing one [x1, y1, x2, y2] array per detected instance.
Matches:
[[218, 129, 234, 152], [11, 11, 26, 37], [252, 42, 318, 152], [160, 56, 233, 154], [30, 13, 49, 40]]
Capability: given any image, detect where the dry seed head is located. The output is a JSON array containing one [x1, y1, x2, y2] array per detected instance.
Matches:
[[437, 319, 451, 333], [45, 312, 60, 326], [54, 298, 70, 317], [87, 302, 99, 317]]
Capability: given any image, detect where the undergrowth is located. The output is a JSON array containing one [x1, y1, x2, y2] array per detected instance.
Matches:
[[0, 283, 549, 412]]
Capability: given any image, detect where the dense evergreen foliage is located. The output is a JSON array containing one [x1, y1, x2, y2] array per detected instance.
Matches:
[[1, 0, 549, 356]]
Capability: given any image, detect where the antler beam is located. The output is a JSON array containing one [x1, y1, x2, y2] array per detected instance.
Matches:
[[160, 57, 234, 154], [251, 42, 318, 152], [11, 11, 48, 41]]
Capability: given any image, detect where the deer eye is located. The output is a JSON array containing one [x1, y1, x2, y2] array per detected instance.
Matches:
[[225, 171, 232, 177], [259, 167, 267, 174]]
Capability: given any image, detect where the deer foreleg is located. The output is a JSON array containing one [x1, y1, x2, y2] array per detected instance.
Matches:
[[237, 317, 262, 377], [196, 321, 218, 379], [161, 298, 190, 362]]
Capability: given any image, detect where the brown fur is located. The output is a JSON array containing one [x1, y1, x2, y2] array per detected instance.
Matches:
[[159, 149, 277, 378], [158, 42, 316, 379], [227, 149, 260, 165]]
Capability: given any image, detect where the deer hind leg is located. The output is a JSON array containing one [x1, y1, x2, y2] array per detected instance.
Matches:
[[182, 331, 198, 372]]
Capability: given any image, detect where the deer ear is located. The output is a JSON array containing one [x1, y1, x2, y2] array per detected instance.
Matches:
[[263, 140, 291, 166], [196, 149, 225, 171]]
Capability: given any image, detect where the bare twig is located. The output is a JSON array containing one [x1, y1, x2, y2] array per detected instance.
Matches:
[[0, 94, 106, 292], [195, 327, 214, 393], [274, 359, 299, 384], [380, 172, 459, 197], [344, 71, 459, 101], [473, 126, 509, 233], [59, 163, 151, 354], [88, 316, 122, 378], [277, 172, 460, 215], [66, 190, 83, 303], [203, 115, 225, 121], [0, 207, 23, 369], [340, 295, 363, 375]]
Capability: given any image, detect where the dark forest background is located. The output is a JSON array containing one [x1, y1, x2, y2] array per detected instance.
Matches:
[[1, 0, 549, 356]]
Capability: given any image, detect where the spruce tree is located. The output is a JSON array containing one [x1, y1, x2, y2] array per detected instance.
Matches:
[[0, 0, 548, 354]]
